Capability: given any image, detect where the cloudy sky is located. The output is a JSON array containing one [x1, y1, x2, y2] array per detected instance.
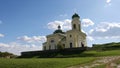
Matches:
[[0, 0, 120, 55]]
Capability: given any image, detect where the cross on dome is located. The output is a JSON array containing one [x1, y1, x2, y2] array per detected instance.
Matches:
[[72, 13, 80, 19]]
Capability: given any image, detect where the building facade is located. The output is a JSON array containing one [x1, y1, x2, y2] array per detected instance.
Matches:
[[43, 13, 87, 50]]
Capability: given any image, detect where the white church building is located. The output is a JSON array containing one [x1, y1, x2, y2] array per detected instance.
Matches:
[[43, 13, 87, 50]]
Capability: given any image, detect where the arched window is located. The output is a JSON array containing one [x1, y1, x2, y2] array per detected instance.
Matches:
[[70, 43, 72, 48], [73, 24, 76, 29], [70, 35, 72, 37], [81, 42, 84, 47], [51, 40, 54, 43], [63, 44, 65, 48]]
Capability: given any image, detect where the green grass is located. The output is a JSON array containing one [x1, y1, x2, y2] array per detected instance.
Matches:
[[78, 50, 120, 57], [1, 50, 120, 68], [0, 57, 95, 68]]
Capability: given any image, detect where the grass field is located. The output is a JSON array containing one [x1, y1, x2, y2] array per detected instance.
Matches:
[[0, 57, 95, 68], [0, 50, 120, 68], [63, 50, 120, 57], [78, 50, 120, 57]]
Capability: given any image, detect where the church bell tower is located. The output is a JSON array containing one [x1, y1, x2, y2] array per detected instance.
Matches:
[[71, 13, 81, 31]]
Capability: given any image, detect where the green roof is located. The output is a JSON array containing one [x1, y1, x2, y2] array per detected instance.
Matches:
[[53, 30, 65, 34], [72, 13, 80, 19]]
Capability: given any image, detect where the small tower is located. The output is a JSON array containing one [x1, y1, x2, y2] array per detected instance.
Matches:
[[71, 13, 81, 31], [53, 25, 64, 34], [58, 25, 61, 30]]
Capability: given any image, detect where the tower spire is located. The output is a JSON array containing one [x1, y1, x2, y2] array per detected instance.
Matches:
[[58, 25, 61, 30]]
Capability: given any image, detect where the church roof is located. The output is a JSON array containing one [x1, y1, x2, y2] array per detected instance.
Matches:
[[53, 25, 65, 34], [53, 29, 65, 34], [72, 13, 80, 19]]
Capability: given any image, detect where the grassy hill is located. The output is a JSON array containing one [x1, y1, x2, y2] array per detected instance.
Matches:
[[0, 57, 95, 68], [0, 50, 120, 68], [92, 42, 120, 51]]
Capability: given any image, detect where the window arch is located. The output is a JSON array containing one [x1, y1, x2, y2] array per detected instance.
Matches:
[[73, 24, 76, 29], [70, 43, 72, 48], [63, 44, 65, 48], [81, 42, 84, 47], [70, 35, 72, 37]]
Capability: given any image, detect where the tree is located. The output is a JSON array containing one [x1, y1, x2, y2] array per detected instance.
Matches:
[[0, 52, 17, 58], [57, 43, 64, 50]]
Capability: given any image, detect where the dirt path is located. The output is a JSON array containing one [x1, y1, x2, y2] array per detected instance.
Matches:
[[68, 56, 120, 68]]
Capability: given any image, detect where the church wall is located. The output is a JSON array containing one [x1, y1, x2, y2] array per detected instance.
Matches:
[[78, 36, 87, 47], [66, 30, 78, 48], [45, 34, 66, 50], [60, 40, 66, 48], [66, 30, 87, 48]]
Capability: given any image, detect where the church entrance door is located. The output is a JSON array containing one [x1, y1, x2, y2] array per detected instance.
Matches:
[[70, 43, 72, 48], [81, 42, 84, 47]]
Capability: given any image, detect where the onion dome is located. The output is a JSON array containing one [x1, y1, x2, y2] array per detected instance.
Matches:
[[53, 25, 65, 34], [72, 13, 80, 19]]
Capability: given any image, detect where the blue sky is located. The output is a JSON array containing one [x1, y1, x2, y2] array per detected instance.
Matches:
[[0, 0, 120, 55]]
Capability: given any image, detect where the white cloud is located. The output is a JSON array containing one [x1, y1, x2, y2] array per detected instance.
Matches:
[[95, 22, 120, 32], [17, 35, 46, 43], [0, 43, 9, 47], [106, 0, 111, 3], [89, 29, 94, 34], [0, 33, 4, 38], [88, 22, 120, 39], [47, 19, 71, 31], [47, 21, 63, 30], [87, 36, 94, 41], [0, 42, 42, 55], [82, 19, 94, 27], [0, 35, 46, 55], [105, 0, 112, 7], [47, 18, 95, 31]]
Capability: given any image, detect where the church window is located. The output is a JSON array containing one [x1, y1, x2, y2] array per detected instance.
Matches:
[[63, 44, 65, 48], [51, 40, 54, 43], [70, 35, 72, 37], [70, 43, 72, 48], [81, 42, 84, 47], [73, 24, 76, 29]]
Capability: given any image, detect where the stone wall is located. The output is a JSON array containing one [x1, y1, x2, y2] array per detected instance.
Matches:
[[20, 47, 87, 58]]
